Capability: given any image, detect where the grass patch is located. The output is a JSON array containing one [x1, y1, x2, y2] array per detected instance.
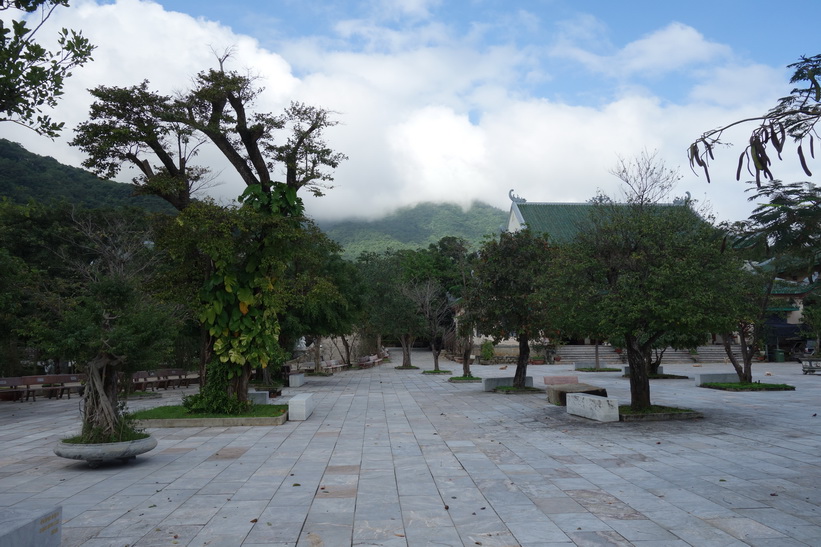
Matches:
[[394, 365, 420, 370], [649, 373, 690, 379], [422, 369, 452, 374], [494, 385, 543, 393], [701, 382, 795, 391], [618, 404, 694, 415], [449, 375, 478, 381], [575, 367, 621, 372], [131, 404, 287, 420]]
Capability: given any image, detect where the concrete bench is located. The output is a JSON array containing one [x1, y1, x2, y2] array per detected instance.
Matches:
[[0, 505, 61, 546], [247, 390, 270, 405], [543, 375, 579, 385], [566, 393, 619, 422], [547, 383, 607, 406], [288, 393, 315, 421], [289, 373, 306, 387], [694, 372, 739, 386], [482, 376, 533, 392]]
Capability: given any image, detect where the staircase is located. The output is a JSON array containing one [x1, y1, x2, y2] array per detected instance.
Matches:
[[556, 345, 623, 367], [556, 345, 745, 366]]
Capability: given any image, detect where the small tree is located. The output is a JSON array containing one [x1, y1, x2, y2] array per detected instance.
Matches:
[[46, 208, 176, 441], [555, 203, 744, 409], [466, 229, 553, 388]]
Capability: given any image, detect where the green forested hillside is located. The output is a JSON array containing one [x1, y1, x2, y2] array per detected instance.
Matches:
[[0, 139, 175, 213], [1, 139, 506, 256], [318, 201, 507, 259]]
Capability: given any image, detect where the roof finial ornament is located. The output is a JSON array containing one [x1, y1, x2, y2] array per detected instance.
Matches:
[[509, 189, 526, 203]]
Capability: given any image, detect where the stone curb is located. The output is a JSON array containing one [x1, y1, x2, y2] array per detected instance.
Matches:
[[136, 414, 287, 428]]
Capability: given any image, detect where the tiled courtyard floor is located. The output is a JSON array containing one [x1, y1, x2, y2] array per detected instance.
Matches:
[[2, 350, 821, 546]]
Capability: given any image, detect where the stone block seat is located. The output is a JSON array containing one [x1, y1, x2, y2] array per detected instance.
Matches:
[[288, 393, 315, 421], [547, 383, 607, 406]]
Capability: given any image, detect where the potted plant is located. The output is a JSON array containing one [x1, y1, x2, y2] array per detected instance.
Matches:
[[43, 210, 177, 467]]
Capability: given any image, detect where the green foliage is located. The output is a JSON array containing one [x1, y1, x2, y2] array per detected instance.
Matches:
[[0, 0, 95, 136], [480, 340, 495, 360], [319, 202, 505, 259], [551, 203, 748, 408], [182, 360, 251, 415], [467, 229, 554, 346], [690, 54, 821, 184], [131, 404, 286, 420], [0, 139, 175, 212]]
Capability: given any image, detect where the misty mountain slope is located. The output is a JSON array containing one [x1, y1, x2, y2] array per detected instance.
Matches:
[[318, 201, 506, 259]]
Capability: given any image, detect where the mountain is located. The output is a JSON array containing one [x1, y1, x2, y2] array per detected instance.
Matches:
[[0, 139, 175, 213], [0, 139, 506, 256], [318, 201, 507, 259]]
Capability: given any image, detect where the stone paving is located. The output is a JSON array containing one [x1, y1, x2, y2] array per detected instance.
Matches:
[[2, 350, 821, 546]]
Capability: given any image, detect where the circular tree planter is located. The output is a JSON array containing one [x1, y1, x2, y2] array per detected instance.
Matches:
[[54, 435, 157, 468]]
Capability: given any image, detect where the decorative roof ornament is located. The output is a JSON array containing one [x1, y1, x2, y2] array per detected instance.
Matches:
[[509, 189, 527, 203], [673, 191, 692, 206]]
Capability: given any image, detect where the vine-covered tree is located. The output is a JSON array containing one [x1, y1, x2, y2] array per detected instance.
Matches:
[[71, 57, 346, 411], [0, 0, 94, 136]]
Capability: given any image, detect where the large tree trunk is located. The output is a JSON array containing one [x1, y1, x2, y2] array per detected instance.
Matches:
[[82, 353, 123, 440], [399, 334, 414, 367], [431, 343, 441, 371], [723, 326, 753, 383], [594, 340, 600, 369], [514, 334, 530, 388], [625, 334, 651, 410], [461, 334, 473, 377]]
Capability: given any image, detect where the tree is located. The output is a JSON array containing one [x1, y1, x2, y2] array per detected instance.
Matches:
[[357, 250, 425, 367], [0, 0, 94, 136], [72, 58, 347, 410], [555, 203, 744, 409], [689, 54, 821, 185], [42, 207, 177, 441], [402, 277, 452, 371], [466, 229, 553, 388]]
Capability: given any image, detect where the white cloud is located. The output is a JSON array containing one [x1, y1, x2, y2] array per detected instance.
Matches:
[[552, 21, 731, 79], [2, 0, 802, 227]]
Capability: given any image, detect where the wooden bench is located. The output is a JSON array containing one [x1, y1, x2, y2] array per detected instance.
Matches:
[[50, 374, 85, 399], [131, 371, 159, 391], [357, 355, 382, 369], [321, 359, 348, 374], [0, 377, 26, 402]]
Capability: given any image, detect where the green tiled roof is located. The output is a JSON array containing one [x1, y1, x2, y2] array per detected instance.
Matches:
[[514, 202, 595, 243], [771, 280, 819, 296]]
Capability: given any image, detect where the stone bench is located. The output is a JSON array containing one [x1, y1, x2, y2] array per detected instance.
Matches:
[[0, 505, 61, 546], [482, 376, 533, 392], [694, 372, 739, 386], [247, 390, 270, 405], [566, 393, 619, 422], [288, 393, 315, 421], [289, 373, 305, 387], [547, 383, 607, 406], [543, 375, 579, 385]]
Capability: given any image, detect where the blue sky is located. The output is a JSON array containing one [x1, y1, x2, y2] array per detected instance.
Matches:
[[4, 0, 820, 222]]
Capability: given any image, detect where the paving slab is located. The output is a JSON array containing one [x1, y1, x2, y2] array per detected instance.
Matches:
[[2, 354, 821, 546]]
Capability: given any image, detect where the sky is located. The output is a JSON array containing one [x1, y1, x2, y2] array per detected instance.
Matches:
[[3, 0, 820, 223]]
